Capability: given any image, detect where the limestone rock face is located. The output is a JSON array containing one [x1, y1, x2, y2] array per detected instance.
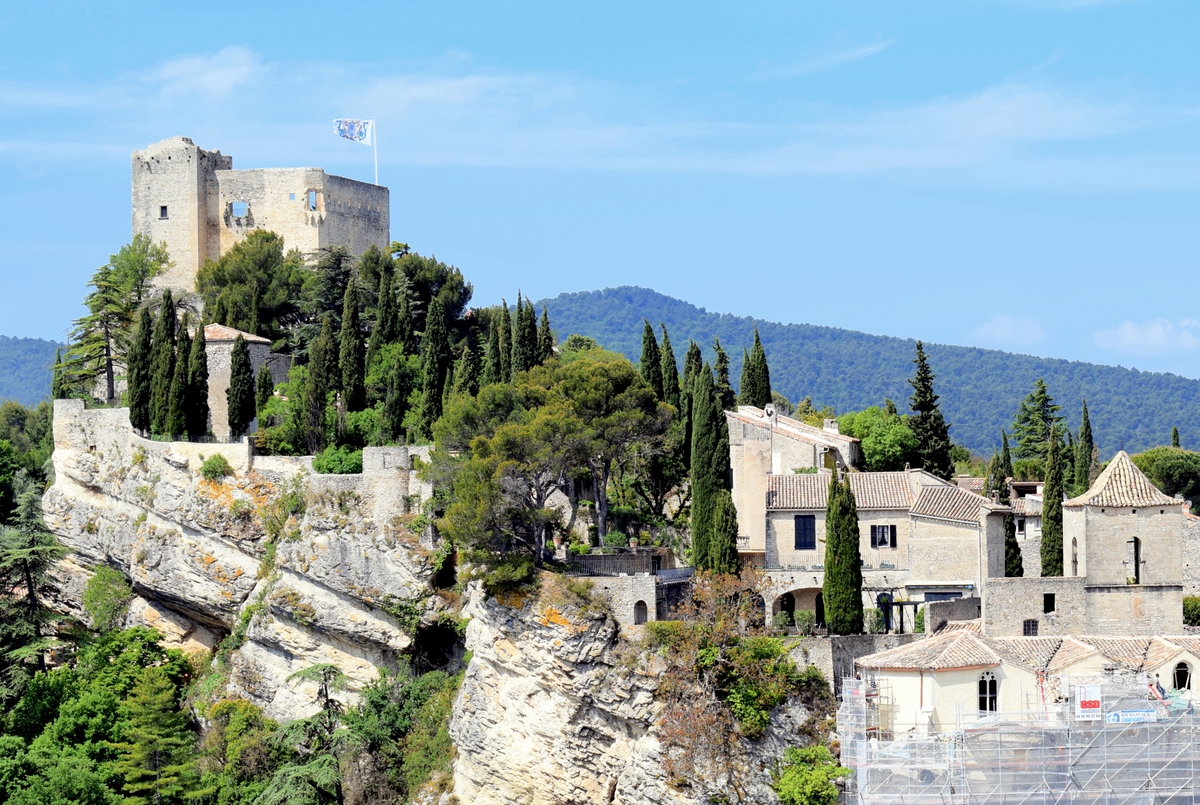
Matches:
[[43, 401, 433, 721]]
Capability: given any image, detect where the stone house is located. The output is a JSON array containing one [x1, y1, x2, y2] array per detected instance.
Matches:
[[203, 324, 290, 442], [1010, 481, 1044, 577], [981, 451, 1186, 638]]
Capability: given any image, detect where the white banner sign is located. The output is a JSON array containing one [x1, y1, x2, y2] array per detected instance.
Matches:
[[1074, 685, 1103, 721]]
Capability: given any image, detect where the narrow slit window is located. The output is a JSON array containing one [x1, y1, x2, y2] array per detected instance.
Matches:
[[159, 205, 168, 219], [289, 192, 296, 201], [308, 190, 318, 210]]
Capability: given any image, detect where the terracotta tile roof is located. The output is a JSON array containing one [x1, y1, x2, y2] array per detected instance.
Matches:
[[767, 472, 917, 511], [910, 485, 985, 523], [1161, 636, 1200, 657], [958, 477, 986, 493], [203, 323, 272, 344], [1074, 637, 1154, 670], [726, 407, 860, 448], [1045, 637, 1101, 674], [1065, 451, 1178, 509], [940, 619, 982, 633], [1012, 497, 1043, 516], [856, 632, 1001, 671], [992, 637, 1066, 672]]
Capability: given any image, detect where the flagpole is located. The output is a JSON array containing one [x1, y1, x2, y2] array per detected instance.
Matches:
[[373, 119, 378, 186]]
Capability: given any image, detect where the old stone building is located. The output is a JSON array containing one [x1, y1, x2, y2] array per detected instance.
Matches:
[[132, 136, 389, 293], [1010, 480, 1045, 577], [202, 324, 290, 442]]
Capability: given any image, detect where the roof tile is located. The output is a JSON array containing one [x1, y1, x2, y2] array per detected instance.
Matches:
[[910, 485, 985, 523], [1065, 451, 1178, 508]]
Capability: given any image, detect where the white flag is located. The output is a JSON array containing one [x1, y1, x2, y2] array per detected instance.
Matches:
[[333, 118, 373, 146]]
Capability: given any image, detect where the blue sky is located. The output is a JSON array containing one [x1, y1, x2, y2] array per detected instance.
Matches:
[[3, 1, 1200, 377]]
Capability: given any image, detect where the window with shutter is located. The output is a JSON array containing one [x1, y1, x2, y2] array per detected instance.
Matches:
[[794, 515, 816, 550]]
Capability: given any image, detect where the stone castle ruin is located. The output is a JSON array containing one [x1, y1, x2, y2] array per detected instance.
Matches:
[[132, 136, 389, 292]]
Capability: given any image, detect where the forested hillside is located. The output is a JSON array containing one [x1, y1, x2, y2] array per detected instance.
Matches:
[[0, 335, 60, 406], [541, 286, 1200, 456]]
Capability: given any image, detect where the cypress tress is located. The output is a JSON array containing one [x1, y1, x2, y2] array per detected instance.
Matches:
[[483, 321, 502, 386], [999, 431, 1023, 577], [1173, 426, 1181, 448], [255, 362, 274, 421], [166, 317, 191, 437], [417, 298, 452, 439], [823, 474, 864, 634], [52, 348, 70, 400], [690, 367, 723, 568], [226, 334, 256, 441], [304, 316, 335, 454], [339, 280, 366, 411], [187, 322, 209, 439], [1041, 426, 1065, 577], [907, 341, 954, 481], [712, 339, 736, 411], [523, 299, 539, 367], [682, 340, 703, 387], [1063, 431, 1076, 492], [709, 489, 740, 574], [368, 270, 396, 364], [510, 293, 529, 375], [738, 348, 753, 406], [395, 275, 415, 355], [382, 355, 409, 443], [537, 305, 554, 364], [128, 308, 154, 431], [660, 324, 680, 409], [455, 343, 481, 397], [149, 290, 176, 435], [640, 320, 664, 400], [498, 299, 512, 382], [749, 327, 771, 408], [681, 340, 703, 467]]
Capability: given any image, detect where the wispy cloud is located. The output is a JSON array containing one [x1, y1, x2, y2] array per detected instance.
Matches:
[[1094, 318, 1200, 354], [754, 40, 894, 80], [974, 314, 1045, 347], [157, 46, 261, 97]]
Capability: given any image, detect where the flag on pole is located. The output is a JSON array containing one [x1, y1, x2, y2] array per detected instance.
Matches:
[[333, 118, 373, 146]]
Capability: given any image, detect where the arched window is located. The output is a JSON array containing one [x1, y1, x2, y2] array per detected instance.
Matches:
[[1175, 662, 1192, 691], [978, 672, 998, 712], [633, 600, 648, 625], [1130, 537, 1142, 584]]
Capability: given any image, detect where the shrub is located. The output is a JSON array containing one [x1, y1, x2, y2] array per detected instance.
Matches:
[[1185, 597, 1200, 627], [772, 611, 794, 632], [82, 566, 133, 632], [914, 605, 926, 633], [644, 620, 685, 648], [477, 553, 538, 595], [865, 607, 885, 634], [602, 528, 628, 547], [794, 609, 816, 636], [312, 445, 363, 475], [200, 453, 234, 481], [771, 745, 849, 805]]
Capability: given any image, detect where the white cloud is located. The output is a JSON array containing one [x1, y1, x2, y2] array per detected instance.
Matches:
[[157, 46, 261, 97], [754, 40, 894, 80], [1094, 318, 1200, 354], [973, 314, 1045, 347]]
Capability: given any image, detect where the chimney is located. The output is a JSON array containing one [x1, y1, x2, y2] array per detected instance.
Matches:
[[823, 418, 840, 434]]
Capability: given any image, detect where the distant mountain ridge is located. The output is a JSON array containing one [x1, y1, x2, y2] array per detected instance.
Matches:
[[540, 286, 1200, 456], [0, 335, 60, 406]]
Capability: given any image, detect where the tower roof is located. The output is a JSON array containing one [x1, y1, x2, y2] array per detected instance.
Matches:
[[1065, 450, 1178, 508]]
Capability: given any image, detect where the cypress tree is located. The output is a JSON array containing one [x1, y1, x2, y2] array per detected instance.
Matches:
[[483, 321, 502, 386], [226, 334, 256, 441], [149, 290, 176, 436], [128, 308, 154, 431], [1075, 402, 1095, 493], [738, 348, 754, 407], [367, 270, 396, 364], [1063, 431, 1076, 492], [640, 320, 664, 400], [166, 317, 191, 438], [823, 474, 864, 634], [304, 316, 335, 454], [1173, 426, 1181, 448], [510, 293, 528, 376], [749, 327, 771, 409], [660, 324, 680, 409], [382, 355, 410, 443], [681, 340, 703, 467], [455, 343, 481, 397], [907, 341, 954, 481], [339, 279, 365, 411], [690, 367, 721, 568], [998, 431, 1022, 577], [113, 666, 199, 804], [417, 298, 452, 439], [51, 349, 70, 401], [498, 299, 513, 382], [255, 362, 275, 421], [712, 338, 736, 411], [537, 304, 554, 364], [709, 489, 740, 574], [186, 323, 209, 439], [1041, 426, 1065, 577], [523, 298, 539, 368], [682, 340, 703, 388], [395, 274, 415, 355]]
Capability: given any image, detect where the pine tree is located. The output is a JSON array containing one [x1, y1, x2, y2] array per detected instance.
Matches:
[[1076, 402, 1095, 493], [226, 335, 256, 441], [998, 431, 1022, 577], [1011, 378, 1063, 464], [498, 299, 513, 382], [640, 320, 664, 400], [712, 338, 736, 411], [690, 367, 722, 568], [537, 304, 554, 364], [823, 474, 863, 634], [127, 307, 153, 431], [483, 321, 502, 386], [907, 341, 954, 481], [186, 323, 209, 440], [709, 489, 740, 574], [454, 343, 481, 397], [255, 362, 275, 421], [114, 666, 198, 805], [149, 291, 176, 435], [660, 324, 680, 409], [748, 327, 771, 409], [417, 298, 452, 440], [1173, 426, 1181, 448], [1041, 426, 1065, 577], [367, 270, 396, 364], [339, 280, 366, 412], [304, 316, 335, 454], [166, 317, 191, 438]]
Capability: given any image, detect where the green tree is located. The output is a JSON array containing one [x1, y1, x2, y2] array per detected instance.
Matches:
[[1173, 426, 1181, 449], [149, 290, 176, 436], [381, 352, 414, 444], [1075, 401, 1095, 494], [1131, 447, 1200, 503], [838, 407, 918, 471], [709, 489, 739, 574], [394, 250, 474, 340], [742, 328, 772, 409], [393, 274, 416, 355], [712, 339, 736, 411], [771, 745, 849, 805], [416, 298, 453, 440], [165, 318, 191, 437], [82, 565, 132, 632], [497, 299, 513, 382], [1011, 378, 1063, 465], [197, 230, 307, 347], [185, 321, 209, 440], [51, 348, 71, 401], [226, 335, 256, 441], [907, 341, 954, 481], [355, 242, 392, 321], [483, 321, 503, 387], [454, 343, 481, 398], [1041, 427, 1065, 577], [660, 324, 680, 409], [640, 320, 664, 400], [537, 304, 554, 364], [368, 269, 397, 364], [511, 293, 532, 376], [339, 279, 366, 412], [128, 308, 154, 432], [255, 362, 275, 422], [822, 473, 863, 634], [303, 318, 335, 455], [113, 666, 198, 805], [690, 367, 727, 567], [738, 348, 753, 407], [996, 431, 1022, 577]]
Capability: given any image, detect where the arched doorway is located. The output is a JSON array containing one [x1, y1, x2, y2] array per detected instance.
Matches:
[[1175, 662, 1191, 691], [877, 593, 894, 632], [815, 593, 825, 627], [779, 592, 796, 620], [633, 600, 648, 625]]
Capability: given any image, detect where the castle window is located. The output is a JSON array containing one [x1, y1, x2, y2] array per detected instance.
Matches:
[[870, 524, 897, 549], [978, 671, 998, 712], [1017, 518, 1025, 534], [633, 600, 648, 625], [231, 201, 248, 218], [159, 205, 168, 219], [1175, 662, 1191, 690], [1129, 537, 1142, 584], [289, 193, 296, 201], [1071, 538, 1078, 576], [794, 515, 816, 550], [1043, 593, 1055, 613], [308, 190, 318, 211], [1023, 619, 1039, 636]]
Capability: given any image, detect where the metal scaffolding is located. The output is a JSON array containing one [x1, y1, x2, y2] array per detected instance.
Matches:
[[839, 676, 1200, 804]]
